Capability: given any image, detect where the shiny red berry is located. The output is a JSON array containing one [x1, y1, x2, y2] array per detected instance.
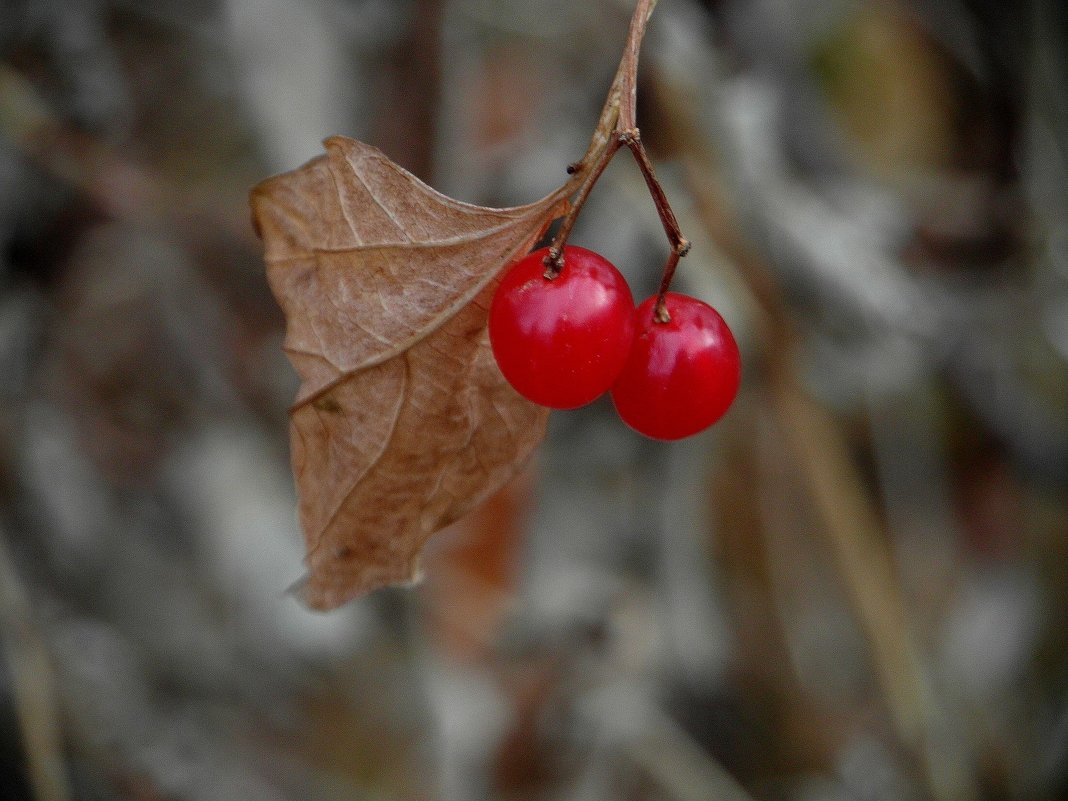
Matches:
[[489, 245, 635, 409], [611, 292, 740, 440]]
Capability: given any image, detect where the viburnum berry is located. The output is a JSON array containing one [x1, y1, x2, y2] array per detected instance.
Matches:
[[489, 245, 635, 409], [611, 292, 740, 440]]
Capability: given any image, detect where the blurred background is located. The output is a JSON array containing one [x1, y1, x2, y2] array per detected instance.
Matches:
[[1, 0, 1067, 799]]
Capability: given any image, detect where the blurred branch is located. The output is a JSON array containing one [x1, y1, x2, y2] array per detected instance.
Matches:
[[371, 0, 443, 180], [764, 371, 938, 776], [645, 14, 978, 798], [0, 527, 71, 801]]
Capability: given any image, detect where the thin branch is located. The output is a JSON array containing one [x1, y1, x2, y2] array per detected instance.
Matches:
[[545, 137, 622, 276], [546, 0, 665, 277], [551, 0, 690, 300], [620, 128, 691, 318], [616, 0, 659, 133], [621, 129, 688, 252], [574, 0, 659, 171]]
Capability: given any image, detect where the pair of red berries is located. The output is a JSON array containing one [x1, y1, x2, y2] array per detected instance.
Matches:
[[489, 245, 741, 440]]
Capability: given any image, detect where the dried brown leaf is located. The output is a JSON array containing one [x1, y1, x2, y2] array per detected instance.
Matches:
[[251, 136, 575, 609]]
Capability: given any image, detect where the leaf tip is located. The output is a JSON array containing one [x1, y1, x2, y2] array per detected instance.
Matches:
[[294, 553, 426, 611], [322, 133, 354, 149]]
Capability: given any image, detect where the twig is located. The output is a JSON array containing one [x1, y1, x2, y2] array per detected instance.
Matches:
[[619, 128, 691, 320], [546, 0, 690, 303], [545, 0, 654, 263], [544, 137, 622, 277]]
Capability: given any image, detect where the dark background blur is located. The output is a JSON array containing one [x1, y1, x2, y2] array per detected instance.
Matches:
[[1, 1, 1067, 800]]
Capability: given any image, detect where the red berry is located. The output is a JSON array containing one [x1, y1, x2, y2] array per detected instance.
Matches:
[[611, 293, 740, 440], [489, 246, 635, 409]]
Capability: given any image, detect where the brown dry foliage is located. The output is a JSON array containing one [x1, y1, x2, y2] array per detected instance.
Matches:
[[251, 136, 572, 609]]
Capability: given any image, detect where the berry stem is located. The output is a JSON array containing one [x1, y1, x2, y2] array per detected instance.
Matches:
[[653, 249, 682, 322], [621, 129, 689, 255], [544, 137, 622, 278], [620, 128, 690, 321], [547, 0, 690, 303]]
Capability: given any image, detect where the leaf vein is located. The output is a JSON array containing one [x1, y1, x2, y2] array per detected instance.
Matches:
[[349, 166, 412, 243], [305, 359, 409, 562]]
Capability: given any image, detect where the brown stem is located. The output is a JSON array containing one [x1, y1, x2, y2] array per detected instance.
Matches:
[[575, 0, 658, 167], [544, 137, 622, 278], [550, 0, 688, 296], [653, 249, 682, 322], [620, 128, 690, 320], [622, 129, 688, 252], [616, 0, 658, 131]]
